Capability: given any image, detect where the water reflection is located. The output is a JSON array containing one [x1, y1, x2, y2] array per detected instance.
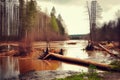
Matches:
[[63, 40, 88, 59], [33, 40, 113, 72], [55, 40, 88, 72], [58, 62, 88, 72], [0, 44, 18, 53], [0, 56, 19, 79], [19, 40, 90, 73], [0, 40, 116, 76], [19, 58, 61, 73], [57, 40, 113, 72]]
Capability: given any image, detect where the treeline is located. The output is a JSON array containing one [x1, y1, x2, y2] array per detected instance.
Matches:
[[0, 0, 19, 41], [19, 0, 68, 42], [0, 0, 68, 41], [92, 18, 120, 41], [35, 6, 68, 41], [19, 0, 68, 55]]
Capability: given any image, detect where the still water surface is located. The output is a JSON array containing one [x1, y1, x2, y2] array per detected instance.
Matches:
[[33, 40, 112, 72], [0, 40, 115, 79], [55, 40, 111, 72]]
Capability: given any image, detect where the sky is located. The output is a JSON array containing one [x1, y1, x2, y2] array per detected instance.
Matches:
[[37, 0, 120, 35]]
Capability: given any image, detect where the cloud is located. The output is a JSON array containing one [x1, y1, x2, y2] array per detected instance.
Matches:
[[52, 0, 74, 4], [99, 0, 120, 6], [37, 0, 120, 34], [38, 0, 74, 4], [96, 0, 120, 11], [38, 0, 120, 6], [37, 0, 83, 6]]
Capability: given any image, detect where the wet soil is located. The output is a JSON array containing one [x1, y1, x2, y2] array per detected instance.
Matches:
[[99, 72, 120, 80], [19, 70, 80, 80], [13, 70, 120, 80]]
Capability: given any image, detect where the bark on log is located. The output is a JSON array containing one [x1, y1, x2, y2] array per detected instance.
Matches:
[[44, 53, 120, 72], [98, 44, 120, 59]]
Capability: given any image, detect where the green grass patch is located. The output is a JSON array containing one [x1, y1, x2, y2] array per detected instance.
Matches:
[[54, 72, 101, 80], [54, 65, 101, 80]]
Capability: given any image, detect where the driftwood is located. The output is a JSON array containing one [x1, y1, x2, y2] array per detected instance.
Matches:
[[44, 53, 120, 72], [98, 44, 120, 59]]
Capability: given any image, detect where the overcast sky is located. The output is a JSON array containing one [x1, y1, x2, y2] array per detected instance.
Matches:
[[37, 0, 120, 35]]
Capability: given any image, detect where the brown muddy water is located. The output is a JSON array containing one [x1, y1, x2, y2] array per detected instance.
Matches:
[[0, 40, 118, 79]]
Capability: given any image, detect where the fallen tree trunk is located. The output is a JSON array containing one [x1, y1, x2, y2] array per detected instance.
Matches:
[[44, 53, 120, 72], [98, 44, 120, 59]]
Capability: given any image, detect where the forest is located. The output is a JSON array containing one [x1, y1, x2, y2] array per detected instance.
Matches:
[[94, 17, 120, 41], [0, 0, 68, 42], [85, 0, 120, 45]]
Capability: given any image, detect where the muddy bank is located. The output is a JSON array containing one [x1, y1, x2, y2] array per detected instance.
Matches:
[[8, 70, 120, 80], [19, 70, 79, 80], [99, 72, 120, 80]]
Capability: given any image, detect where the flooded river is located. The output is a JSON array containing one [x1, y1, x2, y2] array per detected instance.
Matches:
[[53, 40, 112, 72], [33, 40, 113, 72], [0, 40, 116, 79]]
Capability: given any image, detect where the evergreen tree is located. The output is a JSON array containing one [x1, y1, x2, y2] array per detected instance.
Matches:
[[51, 6, 56, 15], [50, 7, 59, 32], [115, 10, 120, 47], [19, 0, 26, 39], [57, 14, 65, 35], [19, 0, 38, 55], [26, 0, 37, 31]]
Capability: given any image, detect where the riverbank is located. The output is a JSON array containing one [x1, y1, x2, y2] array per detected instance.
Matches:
[[19, 70, 80, 80], [8, 70, 120, 80]]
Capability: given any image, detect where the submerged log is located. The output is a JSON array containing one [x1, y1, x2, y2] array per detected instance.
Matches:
[[44, 53, 120, 72], [98, 44, 120, 59]]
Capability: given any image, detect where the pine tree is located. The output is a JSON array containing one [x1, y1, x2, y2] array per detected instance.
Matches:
[[50, 7, 59, 32], [19, 0, 38, 55]]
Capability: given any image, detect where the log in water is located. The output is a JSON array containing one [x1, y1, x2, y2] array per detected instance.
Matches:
[[44, 53, 120, 72], [98, 44, 120, 59]]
